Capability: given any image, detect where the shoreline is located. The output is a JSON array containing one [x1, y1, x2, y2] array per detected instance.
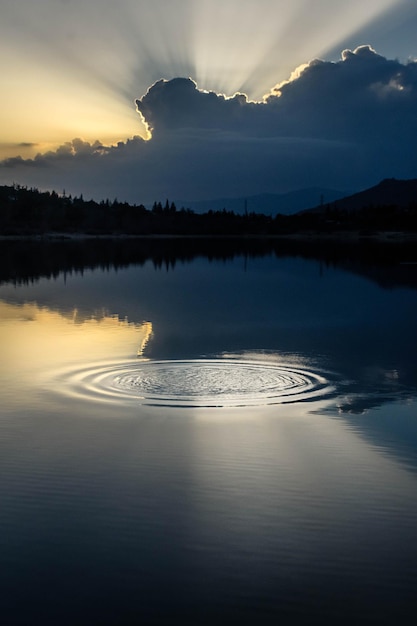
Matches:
[[1, 230, 417, 243]]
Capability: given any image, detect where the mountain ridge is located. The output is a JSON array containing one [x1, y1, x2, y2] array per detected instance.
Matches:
[[302, 178, 417, 214], [182, 187, 351, 216]]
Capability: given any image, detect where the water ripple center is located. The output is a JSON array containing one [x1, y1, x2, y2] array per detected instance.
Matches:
[[52, 358, 336, 408]]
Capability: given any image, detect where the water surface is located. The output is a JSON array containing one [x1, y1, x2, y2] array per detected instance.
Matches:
[[0, 240, 416, 625]]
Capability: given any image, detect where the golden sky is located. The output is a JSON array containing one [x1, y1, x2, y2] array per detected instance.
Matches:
[[0, 0, 414, 160]]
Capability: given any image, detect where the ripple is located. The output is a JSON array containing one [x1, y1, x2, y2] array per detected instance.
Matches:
[[51, 359, 336, 408]]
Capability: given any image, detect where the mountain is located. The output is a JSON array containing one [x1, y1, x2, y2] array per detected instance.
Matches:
[[182, 187, 350, 216], [303, 178, 417, 213]]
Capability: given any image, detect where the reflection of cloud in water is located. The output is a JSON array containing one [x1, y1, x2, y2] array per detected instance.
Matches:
[[336, 366, 415, 415]]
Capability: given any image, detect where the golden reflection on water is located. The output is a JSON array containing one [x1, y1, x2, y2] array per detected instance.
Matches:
[[0, 300, 152, 405]]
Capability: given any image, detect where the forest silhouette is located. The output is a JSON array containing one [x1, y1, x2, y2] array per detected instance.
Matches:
[[1, 181, 416, 237]]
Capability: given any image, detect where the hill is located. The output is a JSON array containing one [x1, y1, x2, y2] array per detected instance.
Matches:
[[183, 187, 349, 216], [303, 178, 417, 213]]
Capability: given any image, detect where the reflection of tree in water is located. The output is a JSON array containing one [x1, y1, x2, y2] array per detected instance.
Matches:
[[1, 237, 417, 290]]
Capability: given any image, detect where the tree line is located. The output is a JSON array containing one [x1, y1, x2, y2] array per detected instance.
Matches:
[[0, 184, 416, 235]]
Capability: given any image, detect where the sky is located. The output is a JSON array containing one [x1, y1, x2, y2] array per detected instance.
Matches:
[[0, 0, 416, 204]]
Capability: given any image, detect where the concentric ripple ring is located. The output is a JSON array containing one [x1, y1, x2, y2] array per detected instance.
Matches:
[[51, 359, 336, 408]]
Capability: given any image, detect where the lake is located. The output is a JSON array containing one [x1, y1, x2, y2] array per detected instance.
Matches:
[[0, 238, 416, 625]]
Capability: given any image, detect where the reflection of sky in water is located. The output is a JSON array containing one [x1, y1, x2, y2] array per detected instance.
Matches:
[[1, 255, 416, 383], [0, 301, 152, 360], [0, 253, 417, 623], [0, 254, 416, 464], [0, 300, 152, 410]]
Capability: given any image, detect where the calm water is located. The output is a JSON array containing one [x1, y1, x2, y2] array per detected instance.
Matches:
[[0, 241, 416, 625]]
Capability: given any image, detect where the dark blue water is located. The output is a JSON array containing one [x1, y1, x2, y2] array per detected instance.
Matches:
[[0, 246, 416, 625]]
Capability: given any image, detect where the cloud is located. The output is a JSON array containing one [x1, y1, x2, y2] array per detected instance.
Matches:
[[1, 47, 416, 203], [136, 78, 254, 135], [136, 46, 417, 142]]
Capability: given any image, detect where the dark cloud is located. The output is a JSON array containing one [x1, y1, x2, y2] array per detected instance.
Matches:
[[267, 46, 417, 140], [1, 47, 416, 203], [136, 78, 254, 134], [136, 46, 417, 142], [1, 137, 143, 168]]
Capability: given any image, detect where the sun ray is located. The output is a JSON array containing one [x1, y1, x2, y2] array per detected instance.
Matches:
[[0, 0, 409, 157]]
